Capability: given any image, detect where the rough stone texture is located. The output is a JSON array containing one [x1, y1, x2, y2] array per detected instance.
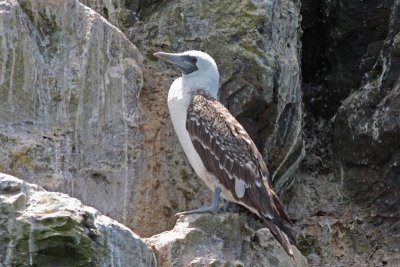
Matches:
[[79, 0, 140, 29], [0, 0, 143, 229], [290, 0, 400, 266], [121, 0, 303, 237], [301, 0, 393, 119], [334, 0, 400, 217], [145, 213, 308, 267], [332, 0, 400, 262], [135, 69, 209, 237], [0, 173, 156, 267]]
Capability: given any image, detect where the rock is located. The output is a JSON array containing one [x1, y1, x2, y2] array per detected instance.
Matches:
[[0, 0, 143, 229], [301, 0, 393, 118], [330, 4, 400, 265], [79, 0, 139, 29], [0, 173, 156, 266], [145, 213, 308, 267], [121, 0, 304, 236], [290, 0, 400, 266], [333, 0, 400, 224]]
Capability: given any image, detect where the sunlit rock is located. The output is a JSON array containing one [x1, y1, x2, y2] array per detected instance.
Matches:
[[0, 0, 142, 229], [0, 173, 156, 266]]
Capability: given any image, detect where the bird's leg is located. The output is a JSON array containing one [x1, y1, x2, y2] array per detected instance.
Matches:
[[176, 187, 221, 216]]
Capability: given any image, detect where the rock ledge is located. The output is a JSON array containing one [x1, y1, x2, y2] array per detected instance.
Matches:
[[146, 212, 307, 267]]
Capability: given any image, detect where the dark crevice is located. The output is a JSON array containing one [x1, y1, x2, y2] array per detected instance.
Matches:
[[102, 7, 109, 20], [299, 0, 394, 174], [301, 0, 393, 119]]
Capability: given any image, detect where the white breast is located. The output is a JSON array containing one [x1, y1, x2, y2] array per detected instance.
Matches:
[[167, 78, 220, 192]]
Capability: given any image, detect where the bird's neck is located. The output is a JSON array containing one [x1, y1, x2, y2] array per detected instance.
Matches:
[[182, 71, 219, 99], [167, 71, 220, 113]]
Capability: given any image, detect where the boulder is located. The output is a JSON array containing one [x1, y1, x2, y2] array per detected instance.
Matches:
[[0, 173, 156, 266]]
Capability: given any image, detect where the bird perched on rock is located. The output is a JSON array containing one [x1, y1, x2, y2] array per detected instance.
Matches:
[[154, 50, 295, 257]]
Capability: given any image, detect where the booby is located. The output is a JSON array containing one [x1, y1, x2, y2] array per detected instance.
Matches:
[[154, 50, 295, 257]]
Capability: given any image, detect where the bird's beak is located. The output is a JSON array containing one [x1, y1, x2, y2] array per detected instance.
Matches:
[[154, 52, 198, 75], [154, 52, 181, 64]]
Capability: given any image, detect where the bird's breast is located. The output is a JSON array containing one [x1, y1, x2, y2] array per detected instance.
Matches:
[[167, 82, 218, 191]]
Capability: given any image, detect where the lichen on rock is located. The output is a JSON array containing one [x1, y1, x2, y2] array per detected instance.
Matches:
[[0, 173, 156, 266]]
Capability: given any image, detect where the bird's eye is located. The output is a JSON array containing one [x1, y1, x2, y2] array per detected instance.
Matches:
[[191, 57, 197, 63]]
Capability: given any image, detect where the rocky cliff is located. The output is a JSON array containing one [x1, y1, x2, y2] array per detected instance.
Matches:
[[0, 0, 143, 230], [0, 0, 399, 266]]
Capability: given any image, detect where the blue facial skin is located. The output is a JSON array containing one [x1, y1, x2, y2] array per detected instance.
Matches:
[[178, 55, 198, 75]]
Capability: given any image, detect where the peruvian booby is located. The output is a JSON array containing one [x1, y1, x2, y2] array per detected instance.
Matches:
[[154, 50, 295, 257]]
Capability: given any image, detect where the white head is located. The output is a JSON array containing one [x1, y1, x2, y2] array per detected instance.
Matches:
[[154, 50, 220, 97]]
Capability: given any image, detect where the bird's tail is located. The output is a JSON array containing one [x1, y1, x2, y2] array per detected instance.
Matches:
[[270, 190, 296, 245], [277, 219, 296, 245], [263, 219, 294, 259]]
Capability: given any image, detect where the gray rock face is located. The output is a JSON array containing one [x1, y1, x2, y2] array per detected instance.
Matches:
[[0, 0, 142, 228], [0, 173, 156, 267], [79, 0, 139, 29], [145, 213, 308, 267]]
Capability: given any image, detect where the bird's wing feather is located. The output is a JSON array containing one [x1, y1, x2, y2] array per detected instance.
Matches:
[[186, 90, 295, 253]]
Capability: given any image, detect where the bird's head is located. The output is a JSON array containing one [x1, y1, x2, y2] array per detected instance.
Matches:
[[154, 50, 220, 96]]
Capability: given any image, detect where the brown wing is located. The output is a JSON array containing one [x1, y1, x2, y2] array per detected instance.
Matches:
[[186, 90, 295, 256]]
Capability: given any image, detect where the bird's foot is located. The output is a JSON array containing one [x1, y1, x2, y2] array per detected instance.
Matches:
[[175, 205, 219, 216], [175, 187, 221, 217]]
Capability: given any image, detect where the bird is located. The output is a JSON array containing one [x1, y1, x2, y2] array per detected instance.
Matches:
[[154, 50, 295, 257]]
